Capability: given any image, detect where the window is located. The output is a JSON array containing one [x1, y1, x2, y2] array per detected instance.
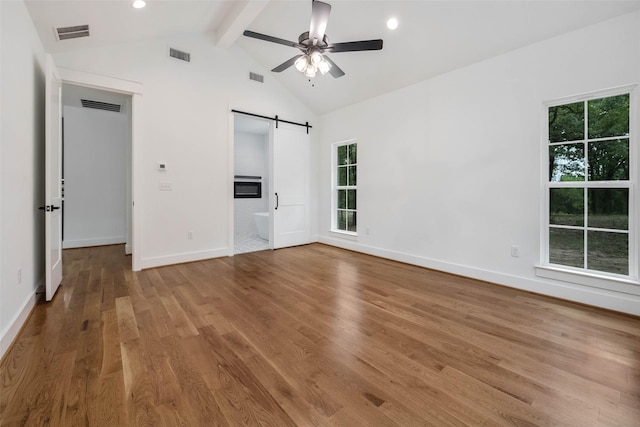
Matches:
[[545, 90, 635, 279], [333, 141, 357, 233]]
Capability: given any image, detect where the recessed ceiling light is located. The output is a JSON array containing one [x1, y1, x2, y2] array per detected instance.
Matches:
[[132, 0, 146, 9], [386, 17, 398, 30]]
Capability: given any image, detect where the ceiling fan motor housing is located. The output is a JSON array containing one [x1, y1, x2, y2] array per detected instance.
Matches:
[[242, 0, 382, 78], [298, 31, 329, 49]]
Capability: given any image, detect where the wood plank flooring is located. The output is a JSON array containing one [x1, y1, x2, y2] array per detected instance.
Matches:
[[1, 243, 640, 426]]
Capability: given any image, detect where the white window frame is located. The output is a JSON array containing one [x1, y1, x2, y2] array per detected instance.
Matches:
[[536, 84, 640, 295], [331, 139, 357, 236]]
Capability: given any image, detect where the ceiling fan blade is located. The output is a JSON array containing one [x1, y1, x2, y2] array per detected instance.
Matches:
[[326, 39, 383, 53], [272, 55, 304, 72], [309, 1, 331, 44], [323, 55, 345, 78], [243, 30, 303, 48]]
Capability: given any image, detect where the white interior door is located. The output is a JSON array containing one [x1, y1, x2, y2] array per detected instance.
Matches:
[[272, 122, 311, 249], [44, 54, 63, 301]]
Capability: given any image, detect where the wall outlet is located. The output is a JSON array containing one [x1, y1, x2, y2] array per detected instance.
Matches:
[[365, 227, 370, 236], [511, 245, 520, 258], [159, 182, 172, 191], [187, 231, 193, 240], [17, 268, 22, 284]]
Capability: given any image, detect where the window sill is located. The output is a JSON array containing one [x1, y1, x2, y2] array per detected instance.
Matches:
[[329, 229, 358, 241], [535, 264, 640, 296]]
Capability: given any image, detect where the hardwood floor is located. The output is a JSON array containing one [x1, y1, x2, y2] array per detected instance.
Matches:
[[1, 243, 640, 426]]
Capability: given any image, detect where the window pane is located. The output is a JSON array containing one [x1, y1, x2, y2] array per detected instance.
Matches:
[[588, 94, 629, 139], [587, 231, 628, 275], [550, 188, 583, 226], [347, 189, 356, 210], [346, 211, 357, 232], [549, 228, 584, 268], [338, 145, 348, 165], [549, 144, 584, 182], [588, 188, 628, 230], [588, 139, 629, 181], [337, 190, 346, 209], [348, 166, 357, 186], [338, 166, 347, 186], [549, 102, 584, 142], [348, 144, 357, 165], [337, 210, 346, 230]]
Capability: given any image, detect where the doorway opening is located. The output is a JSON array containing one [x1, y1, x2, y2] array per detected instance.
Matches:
[[233, 114, 271, 254], [61, 84, 133, 253]]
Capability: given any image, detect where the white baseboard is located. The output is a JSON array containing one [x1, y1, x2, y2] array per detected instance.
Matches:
[[63, 236, 126, 249], [0, 279, 43, 362], [139, 247, 229, 270], [125, 242, 132, 255], [319, 236, 640, 317]]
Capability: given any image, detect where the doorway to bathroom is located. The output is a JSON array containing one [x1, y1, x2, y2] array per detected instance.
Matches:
[[233, 114, 271, 254]]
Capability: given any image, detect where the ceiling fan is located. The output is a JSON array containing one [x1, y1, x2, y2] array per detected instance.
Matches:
[[242, 0, 383, 79]]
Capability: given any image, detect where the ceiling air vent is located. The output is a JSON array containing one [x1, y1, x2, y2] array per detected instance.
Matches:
[[249, 72, 264, 83], [169, 48, 191, 62], [81, 99, 122, 113], [55, 25, 90, 41]]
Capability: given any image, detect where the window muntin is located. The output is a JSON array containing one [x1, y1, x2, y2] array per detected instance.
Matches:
[[334, 142, 357, 233], [546, 92, 632, 278]]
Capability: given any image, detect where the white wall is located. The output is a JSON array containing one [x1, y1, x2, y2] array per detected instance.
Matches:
[[318, 11, 640, 315], [0, 0, 46, 358], [63, 105, 128, 248], [52, 34, 318, 269], [234, 131, 269, 240]]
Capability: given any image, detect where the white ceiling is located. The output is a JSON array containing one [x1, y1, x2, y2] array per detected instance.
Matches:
[[25, 0, 640, 115]]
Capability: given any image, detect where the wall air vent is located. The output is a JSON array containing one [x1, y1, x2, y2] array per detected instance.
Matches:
[[169, 48, 191, 62], [81, 99, 122, 113], [55, 25, 90, 41], [249, 72, 264, 83]]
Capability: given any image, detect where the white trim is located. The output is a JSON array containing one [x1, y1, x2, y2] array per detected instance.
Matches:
[[139, 248, 228, 270], [58, 67, 142, 95], [63, 236, 126, 249], [319, 236, 640, 316], [544, 83, 637, 107], [535, 265, 640, 296], [329, 230, 358, 240], [131, 93, 143, 271], [228, 110, 235, 257], [0, 279, 43, 362]]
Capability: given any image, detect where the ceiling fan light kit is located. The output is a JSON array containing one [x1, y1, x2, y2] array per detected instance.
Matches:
[[295, 51, 332, 77], [243, 0, 383, 79]]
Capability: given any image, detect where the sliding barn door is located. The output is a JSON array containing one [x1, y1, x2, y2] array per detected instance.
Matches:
[[272, 122, 311, 249]]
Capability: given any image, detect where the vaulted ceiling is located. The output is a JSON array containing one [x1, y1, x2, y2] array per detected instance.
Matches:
[[25, 0, 640, 114]]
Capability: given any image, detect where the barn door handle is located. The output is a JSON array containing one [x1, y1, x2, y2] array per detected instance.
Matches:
[[275, 193, 279, 210], [51, 206, 60, 211]]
